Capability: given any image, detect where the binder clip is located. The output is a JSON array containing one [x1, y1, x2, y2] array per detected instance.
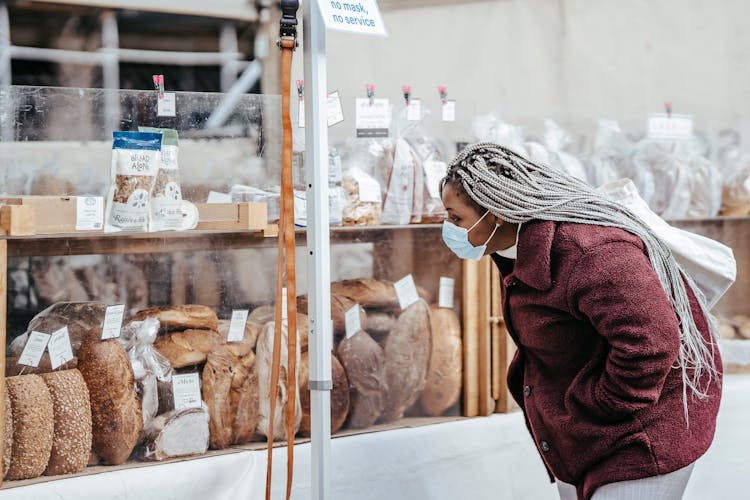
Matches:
[[366, 84, 376, 106], [438, 85, 448, 105], [402, 85, 412, 106], [152, 74, 165, 98], [665, 101, 673, 118], [296, 80, 305, 101]]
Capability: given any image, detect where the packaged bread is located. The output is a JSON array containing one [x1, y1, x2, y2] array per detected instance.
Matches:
[[342, 168, 382, 226], [379, 300, 431, 423], [154, 328, 222, 369], [331, 278, 398, 310], [255, 321, 301, 441], [336, 331, 388, 429], [138, 127, 183, 232], [202, 348, 236, 450], [419, 306, 462, 416], [142, 407, 210, 461], [41, 369, 93, 476], [5, 375, 54, 480], [77, 338, 143, 465], [131, 304, 219, 333], [298, 353, 350, 437], [3, 388, 13, 478]]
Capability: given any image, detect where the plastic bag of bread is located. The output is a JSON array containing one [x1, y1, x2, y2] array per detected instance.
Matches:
[[405, 134, 448, 224], [342, 168, 382, 226], [471, 113, 527, 157], [542, 120, 589, 183], [381, 138, 418, 225], [585, 119, 634, 188], [139, 127, 183, 232], [105, 131, 163, 232], [142, 406, 210, 461]]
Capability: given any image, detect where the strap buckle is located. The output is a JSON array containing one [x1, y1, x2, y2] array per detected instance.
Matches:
[[278, 0, 300, 48]]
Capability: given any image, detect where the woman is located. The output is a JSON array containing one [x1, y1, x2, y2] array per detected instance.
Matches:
[[440, 142, 722, 500]]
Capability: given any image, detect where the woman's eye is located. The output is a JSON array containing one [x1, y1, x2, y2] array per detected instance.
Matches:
[[450, 215, 461, 223]]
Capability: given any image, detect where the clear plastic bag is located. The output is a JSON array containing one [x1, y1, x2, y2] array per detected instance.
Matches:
[[585, 120, 634, 188], [342, 168, 382, 226], [471, 113, 527, 156], [542, 120, 589, 183], [715, 130, 750, 215]]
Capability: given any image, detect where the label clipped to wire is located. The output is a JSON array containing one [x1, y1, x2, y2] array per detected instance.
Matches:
[[438, 277, 455, 309], [355, 98, 390, 138], [157, 93, 176, 117], [298, 98, 306, 129], [647, 113, 693, 140], [18, 331, 51, 368], [299, 91, 344, 128], [344, 305, 362, 339], [406, 99, 422, 121], [48, 327, 74, 370], [442, 100, 456, 122], [395, 274, 420, 310], [101, 304, 125, 340], [227, 309, 249, 343]]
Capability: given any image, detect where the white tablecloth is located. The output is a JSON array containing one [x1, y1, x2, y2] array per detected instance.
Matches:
[[3, 374, 749, 500]]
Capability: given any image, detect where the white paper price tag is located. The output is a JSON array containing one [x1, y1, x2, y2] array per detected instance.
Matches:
[[406, 99, 422, 121], [423, 160, 448, 199], [316, 0, 387, 37], [355, 98, 390, 138], [442, 100, 456, 122], [18, 331, 51, 368], [157, 93, 176, 117], [281, 287, 288, 321], [227, 309, 249, 343], [48, 327, 74, 369], [344, 305, 362, 339], [75, 196, 104, 230], [298, 98, 306, 128], [172, 373, 202, 410], [647, 114, 693, 140], [328, 91, 345, 126], [101, 304, 125, 340], [395, 275, 420, 310], [438, 277, 456, 309]]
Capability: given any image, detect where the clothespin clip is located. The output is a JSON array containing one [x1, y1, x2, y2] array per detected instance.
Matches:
[[152, 74, 165, 98], [402, 85, 412, 106], [665, 101, 673, 118], [296, 80, 304, 101], [366, 84, 376, 106], [438, 85, 448, 105]]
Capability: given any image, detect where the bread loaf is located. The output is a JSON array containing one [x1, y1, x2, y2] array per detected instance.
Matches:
[[202, 348, 236, 450], [41, 369, 93, 475], [3, 387, 13, 478], [78, 338, 142, 465], [248, 305, 275, 325], [298, 353, 350, 437], [364, 309, 396, 337], [218, 319, 262, 357], [5, 375, 54, 480], [142, 408, 210, 461], [131, 305, 219, 333], [419, 306, 462, 417], [331, 279, 398, 310], [230, 351, 260, 445], [379, 300, 431, 423], [154, 329, 222, 368], [255, 321, 301, 441], [5, 356, 78, 377], [298, 294, 366, 337], [336, 331, 388, 429]]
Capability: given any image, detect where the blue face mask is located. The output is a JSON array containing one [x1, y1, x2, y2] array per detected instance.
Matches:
[[442, 211, 499, 261]]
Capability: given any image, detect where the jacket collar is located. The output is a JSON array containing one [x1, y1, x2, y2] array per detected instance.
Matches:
[[497, 219, 557, 291]]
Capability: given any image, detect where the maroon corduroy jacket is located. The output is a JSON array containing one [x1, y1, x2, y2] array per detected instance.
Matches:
[[491, 220, 722, 500]]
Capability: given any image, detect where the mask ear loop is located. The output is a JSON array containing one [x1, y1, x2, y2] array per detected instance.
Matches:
[[467, 210, 490, 232], [481, 221, 500, 247]]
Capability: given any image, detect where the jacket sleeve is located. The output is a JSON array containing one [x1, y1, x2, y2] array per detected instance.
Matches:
[[566, 241, 681, 421]]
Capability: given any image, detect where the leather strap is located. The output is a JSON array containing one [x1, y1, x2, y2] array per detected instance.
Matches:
[[266, 36, 299, 500]]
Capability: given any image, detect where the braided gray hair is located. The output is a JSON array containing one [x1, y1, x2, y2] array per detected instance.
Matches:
[[444, 142, 719, 420]]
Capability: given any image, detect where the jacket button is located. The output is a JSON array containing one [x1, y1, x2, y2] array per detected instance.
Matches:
[[540, 441, 550, 452], [524, 385, 532, 397], [508, 278, 519, 287]]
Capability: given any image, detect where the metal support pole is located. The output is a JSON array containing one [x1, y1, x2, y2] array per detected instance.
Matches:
[[219, 22, 239, 92], [100, 10, 120, 135], [0, 2, 10, 88], [303, 0, 331, 499]]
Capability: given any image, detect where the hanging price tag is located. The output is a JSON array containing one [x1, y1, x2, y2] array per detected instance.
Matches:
[[406, 99, 422, 121], [227, 309, 249, 343], [18, 331, 51, 368], [327, 91, 345, 126], [75, 196, 104, 230], [101, 304, 125, 340], [281, 287, 288, 321], [355, 98, 390, 138], [157, 93, 176, 117], [394, 275, 420, 310], [172, 373, 202, 410], [344, 305, 362, 339], [647, 113, 693, 140], [48, 327, 74, 370], [423, 160, 448, 199], [438, 277, 455, 309], [442, 100, 456, 122], [298, 98, 306, 128]]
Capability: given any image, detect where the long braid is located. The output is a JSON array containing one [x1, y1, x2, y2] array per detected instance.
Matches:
[[445, 142, 719, 422]]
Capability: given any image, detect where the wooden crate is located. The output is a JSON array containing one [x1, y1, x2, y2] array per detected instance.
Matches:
[[0, 205, 36, 236], [195, 202, 267, 231]]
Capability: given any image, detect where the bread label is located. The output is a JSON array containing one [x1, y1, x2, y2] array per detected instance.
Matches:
[[101, 304, 126, 339], [438, 277, 455, 309], [227, 309, 250, 342], [424, 160, 448, 199], [75, 196, 104, 230], [406, 99, 422, 121], [395, 274, 420, 310], [48, 327, 75, 369], [345, 305, 362, 339], [442, 100, 456, 122], [172, 373, 202, 410], [18, 331, 51, 368], [157, 93, 176, 117], [282, 287, 288, 321]]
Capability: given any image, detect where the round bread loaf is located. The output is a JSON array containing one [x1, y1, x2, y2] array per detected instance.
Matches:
[[336, 331, 388, 429], [218, 319, 262, 357], [419, 306, 462, 417], [298, 353, 350, 437], [3, 387, 13, 478], [331, 279, 398, 310], [78, 338, 142, 465], [131, 305, 219, 333], [5, 375, 54, 480], [154, 329, 222, 368], [230, 352, 260, 445], [41, 369, 93, 476], [364, 309, 396, 337]]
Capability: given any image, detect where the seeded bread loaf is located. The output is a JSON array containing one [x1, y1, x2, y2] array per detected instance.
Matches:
[[5, 375, 54, 480]]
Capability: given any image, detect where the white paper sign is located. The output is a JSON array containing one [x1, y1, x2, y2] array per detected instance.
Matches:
[[394, 274, 420, 310], [48, 327, 74, 369], [317, 0, 387, 37], [442, 100, 456, 122], [172, 373, 202, 410], [227, 309, 249, 342], [344, 305, 362, 339], [298, 98, 306, 128], [157, 93, 176, 117], [18, 331, 51, 368], [423, 160, 448, 199], [351, 171, 382, 203], [438, 277, 455, 309], [299, 91, 344, 129], [406, 99, 422, 121], [281, 287, 288, 321], [75, 196, 104, 230], [356, 98, 390, 138], [101, 304, 125, 340], [647, 113, 693, 140]]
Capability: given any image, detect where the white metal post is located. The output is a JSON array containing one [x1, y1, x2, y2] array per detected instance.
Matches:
[[219, 22, 239, 92], [100, 10, 120, 135], [303, 1, 332, 499], [0, 2, 10, 88]]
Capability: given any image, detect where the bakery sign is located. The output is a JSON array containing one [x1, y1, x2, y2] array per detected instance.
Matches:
[[316, 0, 387, 37]]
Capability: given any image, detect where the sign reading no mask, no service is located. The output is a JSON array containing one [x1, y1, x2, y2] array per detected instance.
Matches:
[[317, 0, 388, 37]]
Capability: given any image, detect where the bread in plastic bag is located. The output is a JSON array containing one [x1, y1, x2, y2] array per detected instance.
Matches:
[[585, 119, 634, 188], [542, 120, 589, 183]]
